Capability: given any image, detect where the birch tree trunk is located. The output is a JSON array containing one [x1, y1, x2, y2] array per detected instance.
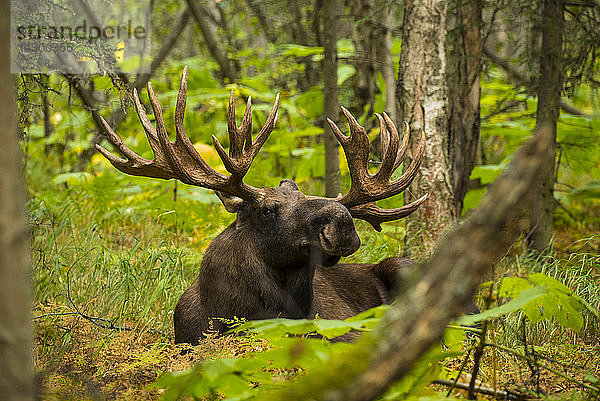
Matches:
[[397, 0, 456, 257], [0, 1, 33, 398]]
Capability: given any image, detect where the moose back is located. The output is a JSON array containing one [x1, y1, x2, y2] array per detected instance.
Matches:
[[97, 67, 427, 344]]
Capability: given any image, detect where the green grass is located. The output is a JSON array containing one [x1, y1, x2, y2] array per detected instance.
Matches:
[[486, 242, 600, 348]]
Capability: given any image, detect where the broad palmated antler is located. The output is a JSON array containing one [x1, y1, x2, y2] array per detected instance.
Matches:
[[324, 108, 428, 231], [96, 66, 279, 205]]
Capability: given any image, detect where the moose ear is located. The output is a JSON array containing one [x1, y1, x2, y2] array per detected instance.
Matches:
[[279, 179, 299, 191], [215, 191, 247, 213]]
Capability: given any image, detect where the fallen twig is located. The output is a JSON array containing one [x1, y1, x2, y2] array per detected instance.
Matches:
[[433, 379, 525, 400]]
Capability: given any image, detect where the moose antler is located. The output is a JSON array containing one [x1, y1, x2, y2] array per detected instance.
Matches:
[[97, 67, 425, 231], [96, 66, 279, 205], [325, 109, 428, 231]]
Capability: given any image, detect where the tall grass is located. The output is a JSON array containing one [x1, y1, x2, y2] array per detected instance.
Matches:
[[29, 170, 231, 347], [492, 240, 600, 347]]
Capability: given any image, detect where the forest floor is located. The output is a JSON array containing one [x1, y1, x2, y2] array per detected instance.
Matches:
[[34, 299, 600, 400]]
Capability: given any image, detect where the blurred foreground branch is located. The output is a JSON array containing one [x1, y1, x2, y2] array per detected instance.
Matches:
[[265, 127, 553, 401]]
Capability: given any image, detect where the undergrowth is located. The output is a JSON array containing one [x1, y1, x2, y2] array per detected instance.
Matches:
[[29, 168, 600, 400]]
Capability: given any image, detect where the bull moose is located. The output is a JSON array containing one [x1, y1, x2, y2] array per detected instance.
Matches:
[[97, 67, 427, 344]]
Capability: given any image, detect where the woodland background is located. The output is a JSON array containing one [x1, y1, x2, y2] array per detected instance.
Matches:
[[1, 0, 600, 400]]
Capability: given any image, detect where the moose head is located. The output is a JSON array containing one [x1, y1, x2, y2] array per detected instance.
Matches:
[[97, 67, 427, 344]]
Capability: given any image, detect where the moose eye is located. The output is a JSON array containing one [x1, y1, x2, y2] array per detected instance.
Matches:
[[260, 208, 274, 218]]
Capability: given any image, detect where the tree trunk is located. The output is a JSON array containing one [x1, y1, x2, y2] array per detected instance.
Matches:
[[349, 0, 377, 118], [245, 0, 277, 43], [288, 0, 319, 91], [378, 6, 396, 122], [397, 0, 456, 257], [528, 0, 563, 251], [447, 0, 482, 215], [0, 1, 33, 398], [323, 0, 341, 197]]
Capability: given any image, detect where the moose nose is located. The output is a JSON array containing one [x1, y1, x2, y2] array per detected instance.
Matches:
[[314, 203, 361, 256]]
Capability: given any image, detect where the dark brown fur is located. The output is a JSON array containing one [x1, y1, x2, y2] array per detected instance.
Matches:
[[174, 180, 413, 344]]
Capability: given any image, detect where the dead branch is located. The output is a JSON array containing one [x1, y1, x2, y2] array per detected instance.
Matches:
[[433, 379, 524, 400]]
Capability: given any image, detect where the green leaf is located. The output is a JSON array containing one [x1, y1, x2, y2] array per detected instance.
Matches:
[[52, 172, 94, 185], [498, 276, 531, 297], [456, 286, 547, 325], [442, 326, 468, 352], [280, 43, 323, 58], [570, 181, 600, 200], [584, 373, 600, 384], [528, 273, 575, 294], [337, 64, 356, 86], [312, 319, 364, 338], [470, 163, 506, 185]]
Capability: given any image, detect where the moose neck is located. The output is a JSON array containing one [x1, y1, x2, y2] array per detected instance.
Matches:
[[271, 262, 316, 318]]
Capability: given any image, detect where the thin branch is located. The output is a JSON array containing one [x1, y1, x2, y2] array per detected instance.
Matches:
[[433, 379, 523, 400], [486, 343, 600, 393], [482, 45, 591, 118], [70, 6, 191, 169], [185, 0, 237, 82]]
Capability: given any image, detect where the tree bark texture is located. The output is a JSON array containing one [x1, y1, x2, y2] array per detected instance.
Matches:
[[378, 6, 396, 122], [447, 0, 482, 215], [0, 1, 33, 398], [349, 0, 396, 122], [267, 128, 553, 401], [397, 0, 456, 257], [323, 0, 341, 197], [349, 0, 377, 118], [528, 0, 563, 251]]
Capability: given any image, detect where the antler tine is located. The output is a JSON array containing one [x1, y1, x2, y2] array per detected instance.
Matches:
[[379, 113, 390, 161], [390, 118, 410, 171], [146, 80, 196, 183], [252, 93, 280, 155], [214, 92, 279, 184], [132, 88, 159, 148], [326, 107, 371, 199], [388, 129, 426, 195], [227, 91, 253, 158], [374, 112, 399, 182], [174, 66, 188, 142], [172, 67, 218, 175], [350, 194, 429, 232]]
